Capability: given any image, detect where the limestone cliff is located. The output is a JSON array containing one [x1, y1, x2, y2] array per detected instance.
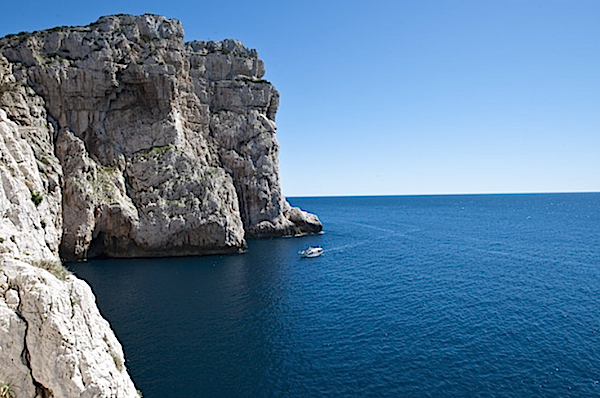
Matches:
[[0, 54, 62, 265], [0, 14, 321, 262], [1, 47, 138, 397], [0, 14, 321, 397], [1, 257, 139, 398]]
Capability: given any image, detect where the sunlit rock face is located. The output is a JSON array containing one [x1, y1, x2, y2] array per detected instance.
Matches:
[[0, 257, 139, 398], [0, 14, 321, 261], [0, 15, 321, 398], [0, 53, 62, 265], [187, 39, 322, 237], [1, 50, 138, 398]]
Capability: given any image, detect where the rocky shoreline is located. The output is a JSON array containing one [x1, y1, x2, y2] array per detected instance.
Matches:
[[0, 14, 320, 397]]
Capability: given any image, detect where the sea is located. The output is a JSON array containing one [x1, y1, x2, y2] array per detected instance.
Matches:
[[70, 193, 600, 398]]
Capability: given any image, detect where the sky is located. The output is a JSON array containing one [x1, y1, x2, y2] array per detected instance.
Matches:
[[1, 0, 599, 197]]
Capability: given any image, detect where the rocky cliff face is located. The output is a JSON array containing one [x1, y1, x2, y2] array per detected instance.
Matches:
[[0, 14, 321, 397], [0, 54, 62, 265], [0, 14, 321, 262], [1, 43, 137, 397], [1, 258, 139, 398]]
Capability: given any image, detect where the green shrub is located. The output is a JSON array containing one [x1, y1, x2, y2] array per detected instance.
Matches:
[[31, 259, 71, 281], [30, 191, 43, 206], [110, 350, 124, 372], [0, 382, 13, 398], [236, 76, 271, 85]]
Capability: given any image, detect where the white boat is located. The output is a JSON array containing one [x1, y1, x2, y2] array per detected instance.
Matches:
[[299, 247, 323, 258]]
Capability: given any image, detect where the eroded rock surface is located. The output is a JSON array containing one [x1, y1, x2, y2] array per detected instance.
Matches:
[[0, 14, 321, 261], [0, 15, 321, 396], [0, 54, 62, 264], [0, 257, 139, 397], [1, 52, 138, 397]]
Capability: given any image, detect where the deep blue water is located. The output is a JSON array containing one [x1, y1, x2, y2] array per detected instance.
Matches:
[[70, 193, 600, 397]]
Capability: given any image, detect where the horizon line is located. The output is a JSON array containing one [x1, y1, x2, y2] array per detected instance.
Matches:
[[286, 190, 600, 199]]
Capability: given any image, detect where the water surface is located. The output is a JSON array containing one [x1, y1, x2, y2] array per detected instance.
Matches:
[[71, 193, 600, 397]]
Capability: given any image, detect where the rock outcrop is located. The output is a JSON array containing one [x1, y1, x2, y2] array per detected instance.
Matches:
[[1, 49, 138, 397], [0, 14, 321, 262], [0, 257, 139, 398]]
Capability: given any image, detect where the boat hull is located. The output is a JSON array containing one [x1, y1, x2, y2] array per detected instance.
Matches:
[[300, 247, 323, 258]]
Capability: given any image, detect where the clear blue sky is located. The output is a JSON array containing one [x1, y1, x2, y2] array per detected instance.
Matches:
[[2, 1, 599, 197]]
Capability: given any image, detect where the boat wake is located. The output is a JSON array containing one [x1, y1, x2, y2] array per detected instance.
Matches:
[[323, 221, 422, 255]]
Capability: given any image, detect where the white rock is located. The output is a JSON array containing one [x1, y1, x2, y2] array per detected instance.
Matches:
[[0, 13, 323, 398], [1, 14, 320, 260], [0, 55, 62, 264], [0, 257, 139, 397]]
